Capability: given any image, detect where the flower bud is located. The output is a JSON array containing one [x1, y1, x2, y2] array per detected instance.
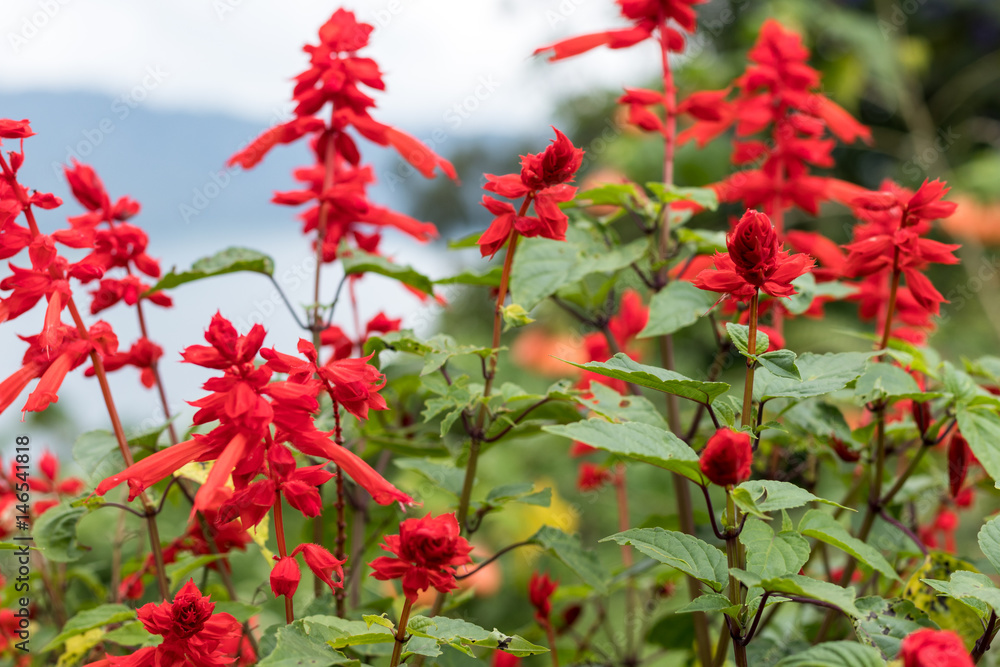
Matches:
[[699, 429, 753, 487]]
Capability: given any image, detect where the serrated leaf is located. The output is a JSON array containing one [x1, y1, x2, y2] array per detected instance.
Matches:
[[852, 597, 936, 661], [978, 515, 1000, 575], [903, 553, 984, 648], [731, 570, 860, 617], [260, 618, 357, 667], [923, 571, 1000, 616], [956, 408, 1000, 489], [146, 247, 274, 294], [34, 501, 87, 563], [737, 480, 851, 513], [757, 350, 800, 380], [727, 323, 769, 356], [603, 528, 728, 593], [755, 352, 876, 401], [773, 641, 884, 666], [798, 511, 900, 581], [509, 237, 581, 310], [561, 353, 729, 404], [43, 604, 136, 652], [341, 247, 433, 295], [638, 281, 717, 338], [740, 519, 810, 581], [854, 363, 921, 403], [573, 182, 644, 208], [573, 383, 668, 429], [529, 526, 607, 592], [675, 593, 738, 616], [543, 419, 701, 482], [784, 273, 856, 316]]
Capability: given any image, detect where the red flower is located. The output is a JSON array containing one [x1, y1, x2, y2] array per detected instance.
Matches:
[[492, 650, 522, 667], [948, 432, 972, 499], [291, 543, 345, 594], [699, 428, 752, 487], [534, 0, 705, 61], [899, 629, 973, 667], [369, 513, 474, 602], [478, 128, 583, 258], [529, 572, 559, 625], [270, 556, 301, 599], [693, 210, 813, 302], [105, 580, 242, 666], [577, 463, 613, 492]]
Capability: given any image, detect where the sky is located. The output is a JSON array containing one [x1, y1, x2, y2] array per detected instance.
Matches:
[[1, 0, 665, 134]]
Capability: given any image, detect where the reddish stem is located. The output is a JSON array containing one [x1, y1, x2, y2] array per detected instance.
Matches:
[[0, 154, 169, 599], [273, 490, 295, 624]]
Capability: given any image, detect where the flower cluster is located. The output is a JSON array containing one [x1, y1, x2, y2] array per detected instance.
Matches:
[[479, 127, 584, 258], [229, 9, 453, 264], [369, 513, 474, 602], [84, 580, 246, 666], [844, 179, 959, 343], [96, 314, 413, 515], [694, 209, 813, 303]]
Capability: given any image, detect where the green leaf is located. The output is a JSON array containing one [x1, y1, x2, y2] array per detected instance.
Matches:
[[394, 458, 465, 497], [798, 511, 900, 581], [434, 266, 502, 287], [34, 501, 87, 563], [543, 419, 701, 482], [72, 430, 126, 488], [957, 408, 1000, 489], [602, 528, 728, 593], [737, 480, 851, 513], [509, 238, 582, 310], [573, 383, 668, 429], [561, 354, 729, 404], [638, 281, 717, 338], [731, 571, 860, 617], [852, 597, 936, 660], [43, 604, 136, 652], [102, 622, 158, 648], [340, 247, 433, 295], [675, 593, 738, 616], [854, 363, 921, 403], [903, 553, 984, 646], [784, 273, 856, 316], [365, 330, 494, 377], [740, 519, 810, 581], [978, 515, 1000, 575], [757, 350, 801, 380], [755, 352, 876, 401], [166, 554, 226, 590], [529, 526, 608, 593], [259, 618, 357, 667], [646, 183, 719, 211], [727, 323, 769, 356], [923, 571, 1000, 616], [773, 641, 884, 667], [145, 247, 274, 294], [484, 483, 551, 507], [573, 182, 644, 208]]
